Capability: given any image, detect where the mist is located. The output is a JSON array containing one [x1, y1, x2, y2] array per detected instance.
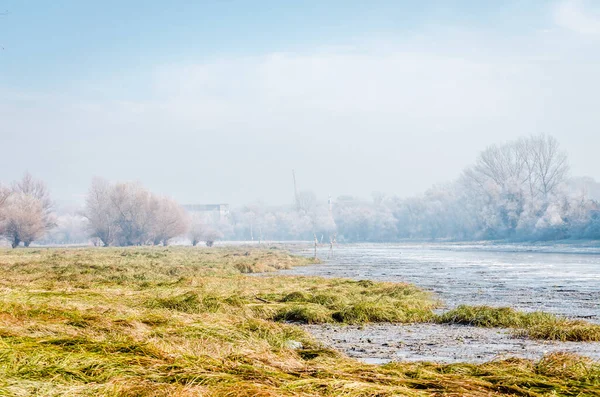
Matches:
[[0, 1, 599, 207]]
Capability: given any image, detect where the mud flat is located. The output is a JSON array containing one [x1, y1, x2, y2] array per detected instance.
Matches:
[[304, 323, 600, 364]]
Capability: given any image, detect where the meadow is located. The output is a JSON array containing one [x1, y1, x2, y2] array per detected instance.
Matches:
[[1, 247, 599, 396]]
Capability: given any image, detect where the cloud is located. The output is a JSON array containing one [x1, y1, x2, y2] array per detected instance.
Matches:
[[554, 0, 600, 35]]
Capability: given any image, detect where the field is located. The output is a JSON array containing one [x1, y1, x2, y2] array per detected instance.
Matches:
[[1, 247, 599, 396]]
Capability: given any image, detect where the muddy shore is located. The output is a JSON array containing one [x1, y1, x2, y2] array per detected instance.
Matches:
[[304, 323, 600, 364]]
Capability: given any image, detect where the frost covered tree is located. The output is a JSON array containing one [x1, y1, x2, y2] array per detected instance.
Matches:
[[83, 179, 189, 246], [0, 184, 10, 236], [83, 178, 117, 246], [461, 135, 570, 238], [109, 182, 156, 246], [149, 196, 189, 246], [2, 174, 55, 247]]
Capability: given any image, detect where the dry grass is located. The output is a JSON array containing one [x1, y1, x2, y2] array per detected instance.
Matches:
[[0, 247, 599, 396], [438, 305, 600, 341]]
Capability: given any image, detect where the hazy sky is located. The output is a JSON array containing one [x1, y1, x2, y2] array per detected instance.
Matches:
[[0, 0, 599, 206]]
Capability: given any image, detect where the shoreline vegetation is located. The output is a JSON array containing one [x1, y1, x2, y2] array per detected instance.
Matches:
[[1, 247, 599, 396]]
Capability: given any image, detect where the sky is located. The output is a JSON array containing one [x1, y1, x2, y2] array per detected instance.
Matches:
[[0, 0, 599, 206]]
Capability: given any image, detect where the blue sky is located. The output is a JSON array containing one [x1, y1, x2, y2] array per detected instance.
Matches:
[[0, 1, 599, 205], [0, 1, 551, 90]]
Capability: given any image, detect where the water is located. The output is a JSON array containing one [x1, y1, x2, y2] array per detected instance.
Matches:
[[281, 243, 600, 323]]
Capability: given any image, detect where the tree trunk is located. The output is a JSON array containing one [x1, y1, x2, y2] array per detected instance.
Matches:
[[313, 233, 318, 260]]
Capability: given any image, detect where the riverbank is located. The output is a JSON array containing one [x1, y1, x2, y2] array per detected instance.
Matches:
[[1, 247, 599, 396]]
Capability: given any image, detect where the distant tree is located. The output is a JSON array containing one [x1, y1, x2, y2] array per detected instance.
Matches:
[[4, 195, 46, 247], [188, 212, 223, 247], [203, 228, 224, 247], [466, 135, 569, 201], [521, 135, 569, 199], [462, 135, 569, 237], [3, 173, 55, 247], [83, 178, 117, 247], [84, 179, 189, 247], [149, 196, 189, 246], [297, 191, 318, 216], [0, 184, 10, 235], [188, 213, 207, 247], [109, 182, 155, 246], [44, 214, 89, 245]]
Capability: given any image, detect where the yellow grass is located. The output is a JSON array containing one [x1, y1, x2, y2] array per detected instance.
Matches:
[[0, 247, 599, 396]]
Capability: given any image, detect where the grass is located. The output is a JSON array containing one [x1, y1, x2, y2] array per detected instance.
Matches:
[[0, 247, 598, 396], [438, 305, 600, 341]]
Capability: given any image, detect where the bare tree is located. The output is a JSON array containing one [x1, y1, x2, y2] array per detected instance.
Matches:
[[462, 135, 569, 236], [149, 196, 189, 246], [83, 178, 116, 247], [0, 184, 10, 235], [203, 228, 224, 247], [188, 212, 223, 247], [527, 135, 569, 199], [3, 174, 55, 247], [109, 182, 155, 246], [84, 179, 189, 247], [464, 142, 526, 192], [467, 135, 569, 200], [4, 195, 46, 247], [0, 185, 9, 207], [12, 173, 53, 217]]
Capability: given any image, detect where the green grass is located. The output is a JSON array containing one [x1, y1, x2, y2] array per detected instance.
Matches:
[[0, 247, 599, 396], [438, 305, 600, 341]]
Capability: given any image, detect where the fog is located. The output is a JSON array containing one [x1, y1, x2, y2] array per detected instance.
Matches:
[[1, 1, 600, 206]]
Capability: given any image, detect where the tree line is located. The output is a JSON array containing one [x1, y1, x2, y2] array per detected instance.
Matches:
[[225, 135, 600, 242], [2, 135, 600, 247], [0, 176, 219, 248]]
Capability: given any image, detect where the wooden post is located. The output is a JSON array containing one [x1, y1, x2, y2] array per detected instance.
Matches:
[[328, 232, 337, 259]]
